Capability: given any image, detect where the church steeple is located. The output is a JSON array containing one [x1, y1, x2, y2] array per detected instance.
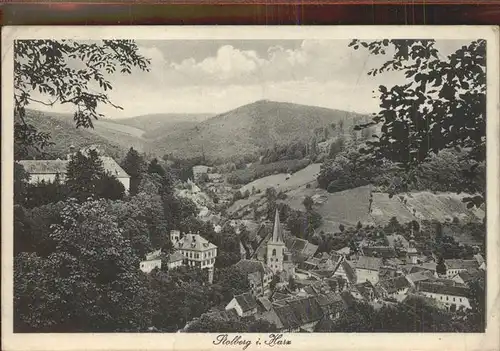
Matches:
[[271, 208, 284, 243], [267, 208, 285, 274]]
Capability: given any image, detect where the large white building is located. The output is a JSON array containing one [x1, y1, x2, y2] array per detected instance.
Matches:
[[418, 282, 472, 311], [173, 232, 218, 283], [18, 147, 130, 193]]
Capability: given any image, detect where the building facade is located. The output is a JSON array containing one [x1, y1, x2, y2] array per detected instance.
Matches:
[[175, 233, 218, 283], [18, 148, 131, 193]]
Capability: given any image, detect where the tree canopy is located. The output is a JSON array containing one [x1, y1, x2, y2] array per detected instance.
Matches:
[[349, 39, 486, 206], [14, 40, 150, 158]]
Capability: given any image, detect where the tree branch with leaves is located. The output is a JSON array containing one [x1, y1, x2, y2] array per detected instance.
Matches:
[[349, 39, 486, 207], [14, 39, 151, 158]]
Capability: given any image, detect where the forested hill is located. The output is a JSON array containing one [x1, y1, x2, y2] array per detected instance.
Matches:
[[19, 109, 125, 160], [151, 100, 371, 160]]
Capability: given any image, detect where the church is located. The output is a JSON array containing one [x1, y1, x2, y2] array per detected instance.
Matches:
[[252, 208, 296, 279]]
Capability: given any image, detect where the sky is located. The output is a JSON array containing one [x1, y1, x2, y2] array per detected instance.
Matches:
[[35, 39, 468, 119]]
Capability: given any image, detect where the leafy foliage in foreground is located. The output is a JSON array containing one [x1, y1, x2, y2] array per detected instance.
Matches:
[[14, 40, 150, 158], [348, 39, 486, 206]]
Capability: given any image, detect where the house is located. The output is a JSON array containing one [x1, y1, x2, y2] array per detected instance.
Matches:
[[451, 269, 483, 285], [355, 256, 383, 284], [18, 152, 131, 193], [225, 292, 259, 317], [474, 253, 486, 270], [18, 159, 69, 183], [256, 296, 273, 312], [417, 282, 472, 311], [139, 249, 185, 273], [284, 236, 319, 262], [315, 292, 346, 320], [361, 246, 397, 259], [444, 259, 479, 278], [167, 251, 185, 270], [385, 234, 410, 250], [405, 270, 436, 286], [192, 165, 211, 182], [334, 260, 356, 285], [377, 276, 412, 300], [350, 281, 379, 301], [139, 249, 162, 273], [324, 276, 348, 293], [175, 233, 218, 283], [140, 257, 162, 273], [235, 259, 273, 296], [272, 296, 325, 332]]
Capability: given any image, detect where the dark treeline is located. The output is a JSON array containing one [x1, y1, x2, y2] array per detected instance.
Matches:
[[14, 147, 256, 332]]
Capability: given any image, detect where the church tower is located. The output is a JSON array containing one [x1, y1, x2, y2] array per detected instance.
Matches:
[[267, 208, 286, 274]]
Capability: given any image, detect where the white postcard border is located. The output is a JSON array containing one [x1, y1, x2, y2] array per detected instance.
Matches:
[[2, 25, 499, 351]]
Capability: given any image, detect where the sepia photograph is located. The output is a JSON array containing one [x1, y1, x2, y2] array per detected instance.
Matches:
[[1, 25, 499, 351]]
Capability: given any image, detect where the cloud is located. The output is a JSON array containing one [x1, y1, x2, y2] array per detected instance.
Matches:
[[132, 39, 374, 88], [36, 39, 472, 116]]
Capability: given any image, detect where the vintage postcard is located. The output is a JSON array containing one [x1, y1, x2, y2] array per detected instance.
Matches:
[[1, 26, 499, 351]]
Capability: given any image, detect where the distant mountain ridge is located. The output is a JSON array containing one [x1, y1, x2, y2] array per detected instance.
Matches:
[[108, 113, 212, 139], [22, 109, 125, 159], [21, 100, 370, 161], [152, 100, 370, 160]]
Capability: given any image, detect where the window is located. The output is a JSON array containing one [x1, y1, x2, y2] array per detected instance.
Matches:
[[460, 298, 462, 302], [453, 297, 455, 302], [272, 249, 276, 256], [446, 296, 449, 301]]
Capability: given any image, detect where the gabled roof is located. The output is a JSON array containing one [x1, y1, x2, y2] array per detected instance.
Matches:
[[236, 259, 268, 275], [352, 281, 379, 300], [234, 292, 258, 312], [176, 233, 217, 251], [446, 259, 478, 270], [473, 253, 485, 266], [455, 270, 480, 283], [257, 297, 273, 311], [341, 260, 357, 284], [100, 156, 129, 178], [248, 271, 262, 286], [285, 237, 318, 261], [168, 251, 184, 263], [385, 234, 409, 248], [18, 160, 68, 175], [418, 282, 470, 297], [273, 297, 324, 329], [315, 292, 344, 307], [271, 292, 291, 302], [146, 249, 162, 261], [406, 270, 435, 284], [356, 256, 383, 271], [309, 270, 336, 279], [18, 157, 130, 178], [361, 246, 397, 259], [378, 276, 411, 294]]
